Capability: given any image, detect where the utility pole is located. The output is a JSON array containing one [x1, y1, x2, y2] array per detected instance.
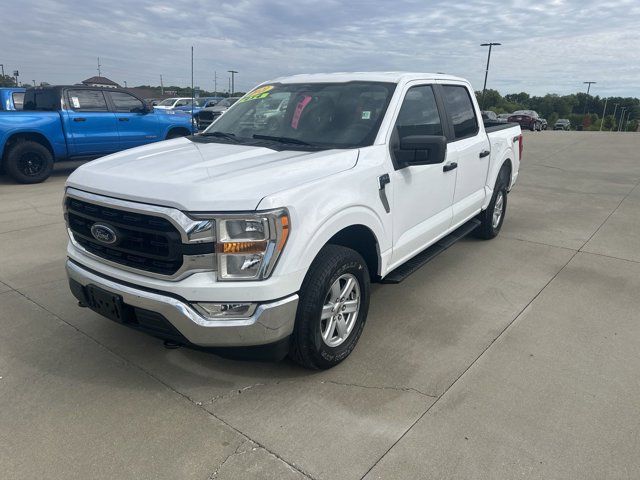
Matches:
[[480, 42, 501, 110], [599, 98, 608, 131], [97, 57, 102, 77], [611, 103, 619, 131], [228, 70, 238, 96], [13, 70, 19, 86], [581, 81, 596, 116], [0, 64, 4, 77], [618, 107, 626, 132], [124, 80, 127, 88], [160, 74, 164, 96], [190, 46, 194, 123], [213, 71, 218, 95]]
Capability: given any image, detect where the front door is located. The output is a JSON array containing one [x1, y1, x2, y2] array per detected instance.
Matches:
[[389, 84, 457, 267], [107, 91, 160, 149], [65, 89, 119, 156]]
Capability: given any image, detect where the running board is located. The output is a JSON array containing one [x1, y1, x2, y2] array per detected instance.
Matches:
[[381, 219, 481, 284]]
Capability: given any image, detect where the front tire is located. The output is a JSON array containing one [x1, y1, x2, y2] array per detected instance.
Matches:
[[475, 168, 509, 239], [289, 245, 370, 370], [4, 140, 54, 184]]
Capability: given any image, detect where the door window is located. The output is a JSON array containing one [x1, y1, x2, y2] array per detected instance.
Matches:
[[109, 92, 144, 112], [395, 85, 443, 138], [67, 90, 108, 112], [441, 85, 478, 139]]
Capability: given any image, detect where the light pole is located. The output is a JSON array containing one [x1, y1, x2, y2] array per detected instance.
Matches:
[[0, 64, 4, 77], [124, 80, 127, 88], [599, 98, 608, 131], [611, 103, 619, 131], [480, 43, 501, 110], [228, 70, 238, 96], [581, 81, 596, 117], [618, 107, 626, 132]]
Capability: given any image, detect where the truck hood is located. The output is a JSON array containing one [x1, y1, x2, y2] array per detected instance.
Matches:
[[66, 137, 359, 211]]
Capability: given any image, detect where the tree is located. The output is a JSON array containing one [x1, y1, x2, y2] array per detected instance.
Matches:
[[0, 74, 17, 87]]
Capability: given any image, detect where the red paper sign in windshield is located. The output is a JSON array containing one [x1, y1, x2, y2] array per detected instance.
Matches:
[[291, 95, 313, 129]]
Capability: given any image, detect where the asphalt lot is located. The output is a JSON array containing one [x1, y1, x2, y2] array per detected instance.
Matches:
[[1, 131, 639, 479]]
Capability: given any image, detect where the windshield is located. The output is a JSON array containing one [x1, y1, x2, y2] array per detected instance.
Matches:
[[204, 82, 395, 149], [158, 98, 177, 106]]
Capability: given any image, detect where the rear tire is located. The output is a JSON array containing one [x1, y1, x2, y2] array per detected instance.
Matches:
[[4, 140, 54, 184], [475, 167, 509, 239], [289, 245, 370, 370]]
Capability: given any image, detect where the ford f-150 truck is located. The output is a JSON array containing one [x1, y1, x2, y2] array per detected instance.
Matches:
[[64, 72, 522, 369], [0, 86, 195, 183]]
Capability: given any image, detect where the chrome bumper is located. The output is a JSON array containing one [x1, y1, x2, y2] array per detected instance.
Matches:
[[66, 260, 298, 347]]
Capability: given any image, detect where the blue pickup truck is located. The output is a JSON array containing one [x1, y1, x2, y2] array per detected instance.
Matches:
[[0, 85, 195, 183], [0, 87, 26, 111]]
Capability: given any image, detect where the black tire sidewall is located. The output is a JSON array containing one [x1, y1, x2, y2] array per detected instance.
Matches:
[[292, 246, 370, 369], [6, 141, 54, 184]]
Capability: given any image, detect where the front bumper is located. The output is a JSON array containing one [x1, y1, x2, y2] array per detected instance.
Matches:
[[66, 259, 299, 348]]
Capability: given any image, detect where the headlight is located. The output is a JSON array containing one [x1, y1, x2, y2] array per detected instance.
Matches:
[[210, 209, 290, 281]]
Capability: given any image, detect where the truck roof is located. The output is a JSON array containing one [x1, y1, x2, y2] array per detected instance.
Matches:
[[268, 71, 467, 85]]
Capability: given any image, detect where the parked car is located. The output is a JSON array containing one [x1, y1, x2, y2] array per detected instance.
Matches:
[[253, 93, 289, 131], [539, 118, 548, 130], [173, 97, 223, 116], [195, 97, 242, 130], [64, 72, 522, 369], [0, 86, 195, 183], [496, 113, 511, 123], [0, 87, 26, 111], [508, 110, 542, 131], [154, 97, 194, 110], [554, 119, 571, 130], [481, 110, 498, 121]]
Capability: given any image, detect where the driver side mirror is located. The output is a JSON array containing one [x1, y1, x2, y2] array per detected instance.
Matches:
[[395, 134, 447, 167]]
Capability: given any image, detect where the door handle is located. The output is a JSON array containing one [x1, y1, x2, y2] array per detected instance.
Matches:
[[73, 117, 86, 122], [118, 117, 130, 122], [479, 150, 490, 158], [443, 162, 458, 172], [378, 174, 391, 213]]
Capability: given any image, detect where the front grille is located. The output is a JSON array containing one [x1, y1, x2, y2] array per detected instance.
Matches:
[[66, 197, 212, 276]]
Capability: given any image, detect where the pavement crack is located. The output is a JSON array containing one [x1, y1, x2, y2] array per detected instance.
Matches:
[[207, 439, 249, 479], [320, 380, 437, 398]]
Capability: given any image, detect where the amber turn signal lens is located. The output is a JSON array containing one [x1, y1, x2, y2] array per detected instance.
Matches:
[[277, 216, 289, 252], [216, 241, 267, 254]]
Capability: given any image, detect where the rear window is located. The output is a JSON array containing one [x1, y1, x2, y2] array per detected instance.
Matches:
[[23, 89, 60, 111], [442, 85, 479, 139]]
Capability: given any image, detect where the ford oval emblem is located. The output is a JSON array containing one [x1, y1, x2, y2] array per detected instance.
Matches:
[[90, 223, 118, 245]]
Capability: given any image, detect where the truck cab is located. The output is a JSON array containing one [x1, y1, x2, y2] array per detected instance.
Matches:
[[0, 87, 25, 111], [64, 72, 522, 369]]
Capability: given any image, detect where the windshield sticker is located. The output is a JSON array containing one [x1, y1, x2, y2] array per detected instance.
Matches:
[[71, 96, 80, 108], [239, 85, 274, 103], [291, 95, 313, 129], [361, 111, 371, 120]]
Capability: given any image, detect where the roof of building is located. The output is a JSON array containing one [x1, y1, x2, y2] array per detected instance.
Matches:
[[81, 76, 120, 87]]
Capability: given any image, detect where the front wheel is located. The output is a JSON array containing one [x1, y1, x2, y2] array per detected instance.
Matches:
[[289, 245, 370, 369]]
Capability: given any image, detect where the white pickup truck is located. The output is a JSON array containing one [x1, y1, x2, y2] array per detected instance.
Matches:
[[64, 72, 522, 369]]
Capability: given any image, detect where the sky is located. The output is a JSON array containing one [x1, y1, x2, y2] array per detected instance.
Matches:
[[2, 0, 639, 97]]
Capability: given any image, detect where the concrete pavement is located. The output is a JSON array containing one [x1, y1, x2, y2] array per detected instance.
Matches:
[[1, 132, 639, 479]]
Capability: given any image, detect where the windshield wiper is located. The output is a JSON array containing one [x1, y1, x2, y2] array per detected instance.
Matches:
[[252, 134, 316, 146], [201, 131, 239, 142]]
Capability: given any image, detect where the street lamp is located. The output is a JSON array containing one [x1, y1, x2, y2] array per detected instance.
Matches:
[[581, 81, 596, 116], [480, 42, 501, 109], [618, 107, 626, 132], [611, 103, 619, 131], [228, 70, 238, 95]]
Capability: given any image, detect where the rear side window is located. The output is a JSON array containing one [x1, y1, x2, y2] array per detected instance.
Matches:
[[67, 89, 108, 112], [395, 85, 443, 137], [23, 89, 60, 111], [109, 91, 144, 112], [442, 85, 479, 139]]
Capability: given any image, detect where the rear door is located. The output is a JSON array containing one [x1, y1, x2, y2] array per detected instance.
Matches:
[[438, 83, 490, 225], [64, 89, 119, 156], [389, 83, 457, 266], [107, 91, 160, 149]]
